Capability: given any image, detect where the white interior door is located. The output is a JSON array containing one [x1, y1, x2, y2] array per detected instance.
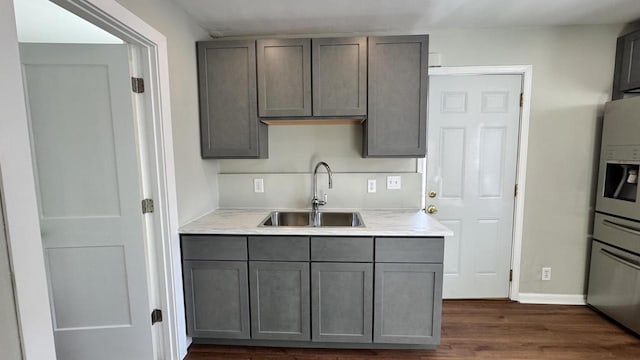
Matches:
[[20, 43, 154, 360], [427, 74, 521, 299]]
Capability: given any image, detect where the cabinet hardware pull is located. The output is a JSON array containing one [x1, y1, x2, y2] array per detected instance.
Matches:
[[600, 248, 640, 271], [602, 219, 640, 237]]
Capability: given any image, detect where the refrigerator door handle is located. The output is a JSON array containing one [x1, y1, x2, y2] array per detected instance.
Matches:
[[600, 248, 640, 271], [602, 219, 640, 237]]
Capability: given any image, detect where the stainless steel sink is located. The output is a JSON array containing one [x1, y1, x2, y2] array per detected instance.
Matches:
[[259, 211, 364, 227]]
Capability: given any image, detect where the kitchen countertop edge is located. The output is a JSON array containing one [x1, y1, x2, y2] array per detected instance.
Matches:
[[179, 208, 453, 237]]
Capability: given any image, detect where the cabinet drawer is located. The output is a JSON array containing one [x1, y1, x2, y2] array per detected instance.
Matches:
[[375, 237, 444, 263], [311, 237, 373, 262], [181, 235, 247, 261], [249, 236, 309, 261]]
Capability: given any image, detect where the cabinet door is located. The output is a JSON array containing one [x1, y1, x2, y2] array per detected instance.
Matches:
[[620, 30, 640, 91], [249, 261, 310, 340], [183, 260, 250, 339], [257, 39, 311, 117], [365, 35, 428, 157], [197, 40, 267, 158], [311, 262, 373, 343], [312, 37, 367, 116], [374, 263, 442, 344]]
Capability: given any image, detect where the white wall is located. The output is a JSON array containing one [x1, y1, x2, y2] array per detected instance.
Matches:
[[428, 26, 621, 295], [115, 0, 219, 225]]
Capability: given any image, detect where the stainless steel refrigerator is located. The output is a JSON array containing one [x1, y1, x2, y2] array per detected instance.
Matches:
[[587, 96, 640, 335]]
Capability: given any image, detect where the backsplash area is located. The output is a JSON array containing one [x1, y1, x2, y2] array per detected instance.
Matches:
[[217, 125, 424, 209], [218, 172, 423, 209]]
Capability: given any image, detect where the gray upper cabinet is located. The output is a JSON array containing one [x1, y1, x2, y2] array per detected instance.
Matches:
[[617, 30, 640, 93], [312, 37, 367, 116], [249, 261, 311, 341], [257, 38, 312, 117], [311, 262, 373, 343], [197, 40, 267, 158], [365, 35, 429, 157], [183, 260, 250, 339]]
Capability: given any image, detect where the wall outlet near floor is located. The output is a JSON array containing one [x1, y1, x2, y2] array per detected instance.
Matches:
[[253, 178, 264, 193], [387, 175, 401, 190], [541, 267, 551, 281], [367, 179, 377, 193]]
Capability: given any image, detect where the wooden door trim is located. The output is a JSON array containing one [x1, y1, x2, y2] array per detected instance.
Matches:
[[423, 65, 532, 302]]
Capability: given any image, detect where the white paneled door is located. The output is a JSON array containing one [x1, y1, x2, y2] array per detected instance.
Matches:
[[427, 74, 521, 298], [20, 44, 154, 360]]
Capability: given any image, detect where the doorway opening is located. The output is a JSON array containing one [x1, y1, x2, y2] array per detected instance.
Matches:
[[10, 0, 183, 358], [422, 66, 532, 301]]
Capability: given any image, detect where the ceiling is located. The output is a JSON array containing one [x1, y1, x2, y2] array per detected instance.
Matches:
[[173, 0, 640, 36]]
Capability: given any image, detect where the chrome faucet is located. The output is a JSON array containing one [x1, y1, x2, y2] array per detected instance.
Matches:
[[311, 161, 333, 226]]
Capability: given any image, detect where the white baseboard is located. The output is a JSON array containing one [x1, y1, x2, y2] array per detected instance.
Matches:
[[518, 293, 587, 305]]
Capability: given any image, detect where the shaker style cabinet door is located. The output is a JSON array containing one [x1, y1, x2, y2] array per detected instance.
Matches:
[[373, 263, 442, 344], [311, 262, 373, 343], [312, 37, 367, 116], [257, 38, 312, 117], [365, 35, 428, 157], [249, 261, 311, 340], [182, 260, 250, 339], [197, 40, 267, 158], [619, 30, 640, 91]]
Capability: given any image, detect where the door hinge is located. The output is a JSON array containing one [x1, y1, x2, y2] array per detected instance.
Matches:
[[514, 184, 518, 197], [141, 199, 154, 214], [509, 269, 513, 282], [151, 309, 162, 325], [519, 93, 523, 107], [131, 77, 145, 93]]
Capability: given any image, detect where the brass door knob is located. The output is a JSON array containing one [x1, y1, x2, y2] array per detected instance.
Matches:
[[427, 205, 438, 214], [428, 191, 437, 198]]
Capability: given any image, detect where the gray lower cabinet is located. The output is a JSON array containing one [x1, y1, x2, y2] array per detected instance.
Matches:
[[182, 260, 250, 339], [311, 262, 373, 343], [197, 40, 267, 158], [257, 38, 312, 117], [365, 35, 429, 157], [373, 263, 443, 345], [249, 261, 311, 340]]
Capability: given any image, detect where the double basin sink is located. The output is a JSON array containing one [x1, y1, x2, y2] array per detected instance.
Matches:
[[259, 211, 364, 227]]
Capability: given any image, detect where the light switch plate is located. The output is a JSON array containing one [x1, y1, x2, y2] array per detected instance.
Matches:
[[367, 179, 376, 193], [253, 178, 264, 193], [387, 176, 401, 190]]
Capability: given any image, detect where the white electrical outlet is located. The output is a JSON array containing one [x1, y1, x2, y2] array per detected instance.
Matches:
[[387, 176, 401, 190], [253, 178, 264, 193], [367, 179, 376, 193], [541, 267, 551, 281]]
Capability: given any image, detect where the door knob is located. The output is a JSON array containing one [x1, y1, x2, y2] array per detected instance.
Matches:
[[427, 205, 438, 214], [428, 191, 437, 198]]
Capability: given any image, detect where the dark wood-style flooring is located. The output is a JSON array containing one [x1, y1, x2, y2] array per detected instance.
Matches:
[[186, 300, 640, 360]]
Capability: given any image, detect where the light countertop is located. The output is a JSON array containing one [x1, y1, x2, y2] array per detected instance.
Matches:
[[179, 209, 453, 237]]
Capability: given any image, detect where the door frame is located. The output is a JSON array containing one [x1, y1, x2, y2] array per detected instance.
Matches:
[[2, 0, 185, 359], [423, 65, 533, 301]]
